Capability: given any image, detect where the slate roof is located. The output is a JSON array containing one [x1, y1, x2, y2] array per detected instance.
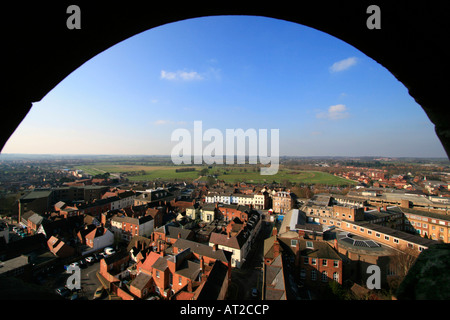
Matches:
[[130, 272, 152, 291], [152, 256, 168, 271], [264, 254, 286, 300], [175, 260, 201, 280], [196, 261, 229, 300], [173, 238, 231, 263], [28, 213, 44, 226], [154, 225, 193, 240]]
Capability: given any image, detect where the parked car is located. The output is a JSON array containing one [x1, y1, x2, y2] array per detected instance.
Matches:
[[69, 262, 79, 268], [104, 247, 115, 255], [78, 260, 87, 268], [69, 292, 79, 300], [93, 285, 105, 300], [55, 287, 71, 297], [85, 256, 95, 264]]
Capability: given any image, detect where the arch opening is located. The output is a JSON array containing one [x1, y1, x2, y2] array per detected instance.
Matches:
[[1, 15, 447, 160], [2, 2, 450, 159]]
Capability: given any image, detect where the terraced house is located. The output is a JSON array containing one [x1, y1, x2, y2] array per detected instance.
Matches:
[[110, 215, 154, 241]]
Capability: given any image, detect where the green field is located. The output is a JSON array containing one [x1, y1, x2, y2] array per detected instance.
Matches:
[[75, 162, 356, 186]]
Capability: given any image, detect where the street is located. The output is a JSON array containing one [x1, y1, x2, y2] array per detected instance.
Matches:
[[40, 257, 103, 300], [228, 218, 273, 300]]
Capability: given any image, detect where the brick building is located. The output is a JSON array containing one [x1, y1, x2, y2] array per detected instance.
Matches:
[[110, 215, 154, 241], [217, 204, 252, 222], [401, 207, 450, 243], [278, 236, 343, 287], [272, 191, 293, 214]]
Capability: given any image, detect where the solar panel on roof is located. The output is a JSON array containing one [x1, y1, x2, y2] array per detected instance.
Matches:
[[354, 240, 369, 247], [366, 240, 380, 248], [341, 237, 354, 245]]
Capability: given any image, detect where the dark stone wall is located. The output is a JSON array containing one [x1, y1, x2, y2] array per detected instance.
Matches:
[[396, 243, 450, 300]]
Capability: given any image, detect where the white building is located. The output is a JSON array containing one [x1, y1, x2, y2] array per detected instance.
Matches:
[[108, 191, 136, 210], [209, 211, 262, 268], [83, 226, 115, 254]]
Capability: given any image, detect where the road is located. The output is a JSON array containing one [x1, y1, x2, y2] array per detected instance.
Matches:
[[42, 258, 103, 300], [228, 218, 273, 300]]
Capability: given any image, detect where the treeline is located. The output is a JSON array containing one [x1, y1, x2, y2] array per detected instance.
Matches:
[[175, 168, 196, 173], [340, 160, 394, 168]]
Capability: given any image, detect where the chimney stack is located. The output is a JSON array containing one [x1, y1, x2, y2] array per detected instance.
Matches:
[[273, 239, 280, 258], [200, 256, 204, 271], [272, 228, 278, 237], [334, 238, 339, 252]]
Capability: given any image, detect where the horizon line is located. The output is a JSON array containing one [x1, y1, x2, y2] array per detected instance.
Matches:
[[0, 152, 448, 160]]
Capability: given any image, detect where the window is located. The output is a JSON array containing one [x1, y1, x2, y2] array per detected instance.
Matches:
[[394, 238, 399, 244], [333, 260, 339, 268], [322, 271, 328, 282], [384, 235, 390, 241], [322, 259, 327, 266], [156, 270, 160, 278], [376, 233, 381, 238], [303, 257, 309, 264], [306, 241, 314, 249], [291, 239, 298, 247], [311, 258, 317, 265], [179, 276, 182, 285], [333, 272, 339, 282], [300, 269, 306, 279], [311, 270, 317, 281], [367, 230, 372, 235]]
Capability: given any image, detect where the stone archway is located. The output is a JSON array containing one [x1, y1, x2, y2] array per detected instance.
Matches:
[[2, 2, 450, 157]]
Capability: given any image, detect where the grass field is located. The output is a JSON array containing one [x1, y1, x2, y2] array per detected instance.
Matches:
[[75, 162, 356, 186]]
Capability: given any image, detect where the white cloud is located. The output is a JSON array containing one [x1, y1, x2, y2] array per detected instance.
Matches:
[[316, 104, 349, 120], [329, 57, 358, 73], [160, 69, 204, 81]]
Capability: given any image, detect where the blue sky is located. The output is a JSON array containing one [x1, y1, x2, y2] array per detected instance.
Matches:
[[2, 15, 446, 157]]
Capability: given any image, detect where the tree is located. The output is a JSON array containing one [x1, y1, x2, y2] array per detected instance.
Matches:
[[206, 176, 216, 187], [387, 246, 418, 291]]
